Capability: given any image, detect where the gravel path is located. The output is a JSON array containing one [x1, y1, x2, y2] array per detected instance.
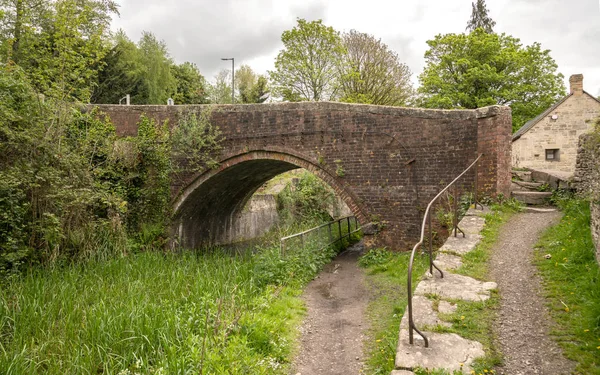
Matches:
[[291, 242, 368, 375], [490, 211, 575, 375]]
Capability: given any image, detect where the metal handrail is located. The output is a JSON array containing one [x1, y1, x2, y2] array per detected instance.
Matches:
[[407, 154, 484, 347], [280, 216, 361, 256]]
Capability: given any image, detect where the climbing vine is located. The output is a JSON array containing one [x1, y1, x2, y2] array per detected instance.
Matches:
[[171, 107, 224, 172]]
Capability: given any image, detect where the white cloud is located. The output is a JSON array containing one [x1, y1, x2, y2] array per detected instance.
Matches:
[[110, 0, 600, 95]]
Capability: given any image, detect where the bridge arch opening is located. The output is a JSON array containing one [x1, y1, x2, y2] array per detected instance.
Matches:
[[172, 151, 366, 249]]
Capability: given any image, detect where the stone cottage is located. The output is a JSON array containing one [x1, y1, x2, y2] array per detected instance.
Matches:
[[511, 74, 600, 174]]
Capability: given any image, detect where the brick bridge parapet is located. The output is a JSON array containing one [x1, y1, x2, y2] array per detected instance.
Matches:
[[92, 102, 512, 250]]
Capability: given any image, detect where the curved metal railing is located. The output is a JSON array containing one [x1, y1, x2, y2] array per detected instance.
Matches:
[[407, 154, 484, 347]]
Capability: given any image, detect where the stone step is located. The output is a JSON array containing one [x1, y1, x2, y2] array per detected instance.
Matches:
[[399, 296, 452, 330], [415, 272, 497, 301], [395, 328, 484, 372], [434, 253, 463, 271], [511, 191, 553, 205], [439, 233, 482, 255], [511, 180, 545, 192], [524, 207, 558, 213], [512, 169, 532, 182]]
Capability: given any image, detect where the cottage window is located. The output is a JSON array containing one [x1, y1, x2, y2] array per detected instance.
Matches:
[[545, 149, 559, 161]]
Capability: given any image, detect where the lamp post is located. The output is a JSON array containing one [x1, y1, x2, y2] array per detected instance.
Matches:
[[221, 57, 234, 103]]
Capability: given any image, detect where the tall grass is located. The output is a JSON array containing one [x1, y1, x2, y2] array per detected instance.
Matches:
[[0, 216, 357, 375]]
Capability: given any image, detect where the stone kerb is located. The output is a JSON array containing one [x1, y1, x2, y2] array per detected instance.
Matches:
[[393, 208, 496, 374]]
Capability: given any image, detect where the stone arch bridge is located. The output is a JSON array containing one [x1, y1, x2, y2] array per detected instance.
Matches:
[[95, 102, 511, 250]]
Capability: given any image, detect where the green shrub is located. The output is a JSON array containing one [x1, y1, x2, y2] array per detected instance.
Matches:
[[276, 172, 335, 225]]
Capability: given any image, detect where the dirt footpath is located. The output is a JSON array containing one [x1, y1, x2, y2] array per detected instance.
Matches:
[[490, 211, 575, 375], [291, 242, 369, 375]]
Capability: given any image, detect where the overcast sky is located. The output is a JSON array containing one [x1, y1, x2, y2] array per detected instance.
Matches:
[[111, 0, 600, 97]]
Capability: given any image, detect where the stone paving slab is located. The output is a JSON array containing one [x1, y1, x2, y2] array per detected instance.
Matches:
[[400, 296, 450, 330], [458, 215, 486, 234], [438, 300, 458, 315], [415, 273, 497, 301], [439, 233, 482, 255], [433, 253, 463, 271], [395, 328, 484, 372], [465, 207, 490, 217], [392, 206, 491, 375]]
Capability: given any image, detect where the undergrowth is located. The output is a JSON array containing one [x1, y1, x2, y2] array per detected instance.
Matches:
[[0, 218, 357, 374], [534, 199, 600, 374]]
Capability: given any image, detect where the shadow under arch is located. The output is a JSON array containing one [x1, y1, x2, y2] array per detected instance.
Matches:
[[172, 150, 367, 249]]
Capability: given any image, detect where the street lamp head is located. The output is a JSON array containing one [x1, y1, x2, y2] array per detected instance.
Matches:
[[221, 57, 233, 61]]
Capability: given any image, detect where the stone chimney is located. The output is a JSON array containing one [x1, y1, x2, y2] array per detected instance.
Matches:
[[570, 74, 583, 95]]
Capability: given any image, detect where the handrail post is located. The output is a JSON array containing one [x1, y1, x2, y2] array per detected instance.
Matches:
[[475, 158, 479, 208], [453, 185, 458, 237], [428, 212, 433, 275], [474, 155, 483, 210], [346, 216, 350, 240]]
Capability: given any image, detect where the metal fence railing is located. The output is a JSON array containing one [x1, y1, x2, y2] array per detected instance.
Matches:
[[406, 154, 484, 347], [280, 216, 361, 256]]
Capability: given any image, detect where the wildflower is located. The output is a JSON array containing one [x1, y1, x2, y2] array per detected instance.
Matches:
[[460, 316, 465, 320], [584, 329, 590, 332]]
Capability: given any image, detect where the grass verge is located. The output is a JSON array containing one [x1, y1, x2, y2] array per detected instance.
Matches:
[[534, 199, 600, 374], [0, 220, 358, 374]]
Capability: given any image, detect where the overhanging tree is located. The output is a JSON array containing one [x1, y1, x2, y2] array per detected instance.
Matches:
[[0, 0, 118, 102], [418, 29, 566, 132], [269, 18, 345, 101]]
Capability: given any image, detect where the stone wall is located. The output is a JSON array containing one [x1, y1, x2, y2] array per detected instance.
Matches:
[[574, 132, 600, 263], [94, 102, 512, 250], [225, 195, 279, 243]]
